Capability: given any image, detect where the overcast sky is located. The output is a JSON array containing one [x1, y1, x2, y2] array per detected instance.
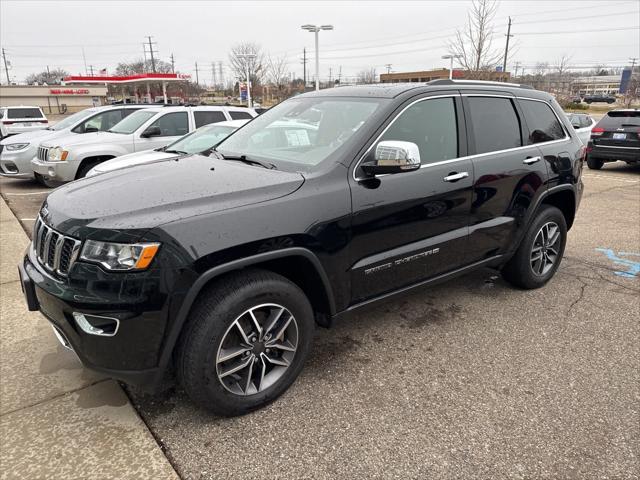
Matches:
[[1, 0, 638, 84]]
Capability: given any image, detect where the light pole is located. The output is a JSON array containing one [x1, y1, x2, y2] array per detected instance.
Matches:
[[237, 53, 256, 108], [301, 24, 333, 91], [441, 54, 462, 80]]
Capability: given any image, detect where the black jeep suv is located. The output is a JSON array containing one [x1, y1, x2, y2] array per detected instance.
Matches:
[[586, 109, 640, 169], [19, 80, 585, 416]]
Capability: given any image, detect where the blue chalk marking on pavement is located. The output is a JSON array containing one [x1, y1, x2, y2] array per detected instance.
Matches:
[[595, 248, 640, 278]]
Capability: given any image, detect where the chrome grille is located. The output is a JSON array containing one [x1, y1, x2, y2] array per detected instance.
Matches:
[[37, 146, 50, 161], [33, 217, 81, 276]]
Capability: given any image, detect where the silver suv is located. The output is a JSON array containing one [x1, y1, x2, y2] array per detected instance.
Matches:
[[31, 105, 257, 186], [0, 105, 141, 179]]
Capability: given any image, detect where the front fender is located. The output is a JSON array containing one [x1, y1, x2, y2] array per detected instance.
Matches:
[[67, 144, 130, 163]]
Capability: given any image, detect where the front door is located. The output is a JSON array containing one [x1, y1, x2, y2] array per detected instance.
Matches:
[[349, 95, 473, 303], [135, 111, 190, 151]]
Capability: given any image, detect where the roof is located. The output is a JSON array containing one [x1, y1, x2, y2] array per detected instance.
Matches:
[[213, 119, 251, 128]]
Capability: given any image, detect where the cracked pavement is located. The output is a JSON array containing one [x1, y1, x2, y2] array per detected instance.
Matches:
[[1, 163, 638, 479]]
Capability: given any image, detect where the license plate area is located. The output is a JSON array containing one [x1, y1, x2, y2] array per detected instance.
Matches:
[[612, 133, 627, 140]]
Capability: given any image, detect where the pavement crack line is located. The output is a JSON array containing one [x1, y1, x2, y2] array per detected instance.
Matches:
[[567, 276, 589, 315], [582, 183, 639, 199]]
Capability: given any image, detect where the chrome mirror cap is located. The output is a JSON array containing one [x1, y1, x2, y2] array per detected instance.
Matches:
[[361, 140, 421, 176]]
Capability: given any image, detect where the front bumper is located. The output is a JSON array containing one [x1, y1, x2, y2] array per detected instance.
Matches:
[[19, 247, 172, 391], [31, 157, 78, 182], [0, 145, 38, 178]]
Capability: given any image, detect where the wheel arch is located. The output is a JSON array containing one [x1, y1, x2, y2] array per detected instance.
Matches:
[[539, 187, 576, 230], [76, 155, 116, 179], [157, 247, 337, 374]]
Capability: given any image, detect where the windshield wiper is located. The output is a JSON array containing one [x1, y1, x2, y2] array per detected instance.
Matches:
[[213, 151, 277, 169], [164, 149, 188, 155]]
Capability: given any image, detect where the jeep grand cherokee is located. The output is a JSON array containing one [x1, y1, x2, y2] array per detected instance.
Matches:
[[19, 80, 585, 416]]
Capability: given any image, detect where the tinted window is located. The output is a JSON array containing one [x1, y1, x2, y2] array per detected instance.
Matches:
[[467, 97, 521, 154], [519, 99, 565, 144], [600, 111, 640, 128], [148, 112, 189, 136], [194, 111, 226, 128], [380, 97, 458, 164], [79, 110, 123, 132], [229, 111, 253, 120], [7, 108, 43, 119], [110, 110, 158, 134], [122, 108, 141, 118]]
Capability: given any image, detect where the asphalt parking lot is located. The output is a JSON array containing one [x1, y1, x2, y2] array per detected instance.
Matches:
[[1, 161, 638, 479]]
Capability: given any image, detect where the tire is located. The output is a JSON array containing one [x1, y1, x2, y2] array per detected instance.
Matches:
[[76, 159, 102, 179], [502, 205, 567, 289], [34, 172, 60, 188], [176, 269, 314, 416], [587, 156, 604, 170]]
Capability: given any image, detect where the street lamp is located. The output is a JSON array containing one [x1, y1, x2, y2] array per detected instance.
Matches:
[[301, 24, 333, 91], [237, 53, 256, 108], [441, 54, 462, 80]]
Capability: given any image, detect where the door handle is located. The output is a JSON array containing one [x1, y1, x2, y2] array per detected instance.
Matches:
[[523, 156, 541, 165], [443, 172, 469, 182]]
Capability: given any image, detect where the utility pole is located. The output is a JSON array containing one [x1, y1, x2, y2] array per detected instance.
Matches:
[[630, 57, 638, 71], [88, 65, 95, 76], [329, 67, 332, 86], [170, 53, 175, 73], [82, 47, 88, 76], [46, 65, 50, 75], [301, 48, 307, 88], [211, 62, 217, 88], [502, 16, 513, 76], [513, 61, 521, 78], [2, 48, 10, 84], [194, 62, 199, 85], [218, 61, 223, 87], [338, 65, 342, 85], [146, 36, 156, 73], [385, 64, 392, 74]]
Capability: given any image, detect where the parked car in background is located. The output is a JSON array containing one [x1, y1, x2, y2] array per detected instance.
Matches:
[[0, 105, 143, 179], [31, 105, 257, 186], [587, 109, 640, 169], [19, 80, 585, 415], [566, 113, 596, 145], [86, 119, 249, 177], [583, 94, 616, 104], [0, 106, 48, 139]]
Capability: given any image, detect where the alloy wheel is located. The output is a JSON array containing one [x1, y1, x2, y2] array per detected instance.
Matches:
[[216, 303, 298, 396], [530, 221, 561, 276]]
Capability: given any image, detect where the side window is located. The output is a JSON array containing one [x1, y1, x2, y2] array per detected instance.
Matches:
[[194, 111, 226, 128], [519, 99, 566, 144], [581, 116, 593, 128], [466, 97, 522, 154], [82, 110, 124, 132], [229, 111, 253, 120], [148, 112, 189, 136], [379, 97, 458, 165], [122, 108, 141, 119]]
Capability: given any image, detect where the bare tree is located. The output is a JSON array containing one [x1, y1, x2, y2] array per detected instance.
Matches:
[[115, 59, 172, 76], [448, 0, 503, 78], [554, 54, 572, 77], [357, 68, 377, 84], [25, 68, 69, 85], [228, 42, 267, 85], [267, 54, 289, 88]]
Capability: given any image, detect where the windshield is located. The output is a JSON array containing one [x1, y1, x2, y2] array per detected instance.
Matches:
[[52, 109, 97, 131], [166, 124, 238, 154], [216, 97, 385, 169], [109, 110, 158, 134]]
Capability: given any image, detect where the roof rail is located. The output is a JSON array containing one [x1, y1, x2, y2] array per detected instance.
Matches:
[[427, 79, 534, 90]]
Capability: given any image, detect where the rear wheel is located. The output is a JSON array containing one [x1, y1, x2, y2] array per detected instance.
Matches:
[[587, 156, 604, 170], [176, 269, 314, 416], [502, 205, 567, 289]]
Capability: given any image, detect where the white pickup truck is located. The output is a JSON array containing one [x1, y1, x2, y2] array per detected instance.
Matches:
[[31, 105, 257, 186]]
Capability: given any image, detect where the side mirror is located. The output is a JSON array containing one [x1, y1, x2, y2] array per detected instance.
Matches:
[[141, 125, 161, 138], [573, 124, 580, 130], [84, 126, 99, 133], [361, 140, 421, 176]]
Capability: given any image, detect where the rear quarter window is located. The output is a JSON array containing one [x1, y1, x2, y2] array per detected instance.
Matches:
[[194, 111, 227, 128], [229, 111, 253, 120], [519, 99, 566, 144], [7, 108, 44, 119]]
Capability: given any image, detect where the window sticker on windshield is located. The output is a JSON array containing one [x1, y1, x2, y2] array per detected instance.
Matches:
[[285, 129, 310, 146]]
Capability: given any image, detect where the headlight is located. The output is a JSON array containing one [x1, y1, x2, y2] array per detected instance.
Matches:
[[80, 240, 160, 271], [5, 143, 29, 151], [48, 147, 69, 162]]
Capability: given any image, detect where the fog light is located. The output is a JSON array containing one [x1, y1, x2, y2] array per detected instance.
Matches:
[[72, 312, 119, 337], [47, 167, 55, 177]]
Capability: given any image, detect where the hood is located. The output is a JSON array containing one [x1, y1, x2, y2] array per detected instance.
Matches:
[[0, 128, 65, 146], [42, 154, 305, 237], [88, 149, 176, 176], [41, 131, 125, 148]]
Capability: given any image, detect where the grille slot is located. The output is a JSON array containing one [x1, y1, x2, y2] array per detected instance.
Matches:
[[37, 146, 50, 162], [33, 217, 81, 276]]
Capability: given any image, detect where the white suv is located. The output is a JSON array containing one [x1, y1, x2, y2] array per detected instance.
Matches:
[[31, 105, 257, 186], [1, 105, 143, 179], [0, 106, 48, 138]]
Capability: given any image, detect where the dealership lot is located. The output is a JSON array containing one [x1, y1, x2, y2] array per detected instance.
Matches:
[[1, 163, 638, 479]]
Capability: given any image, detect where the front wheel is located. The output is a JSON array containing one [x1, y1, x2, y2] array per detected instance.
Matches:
[[502, 205, 567, 289], [176, 269, 314, 416], [34, 172, 60, 188]]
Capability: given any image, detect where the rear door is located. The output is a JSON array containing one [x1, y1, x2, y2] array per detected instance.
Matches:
[[349, 93, 473, 303], [194, 110, 228, 128], [462, 94, 549, 263]]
